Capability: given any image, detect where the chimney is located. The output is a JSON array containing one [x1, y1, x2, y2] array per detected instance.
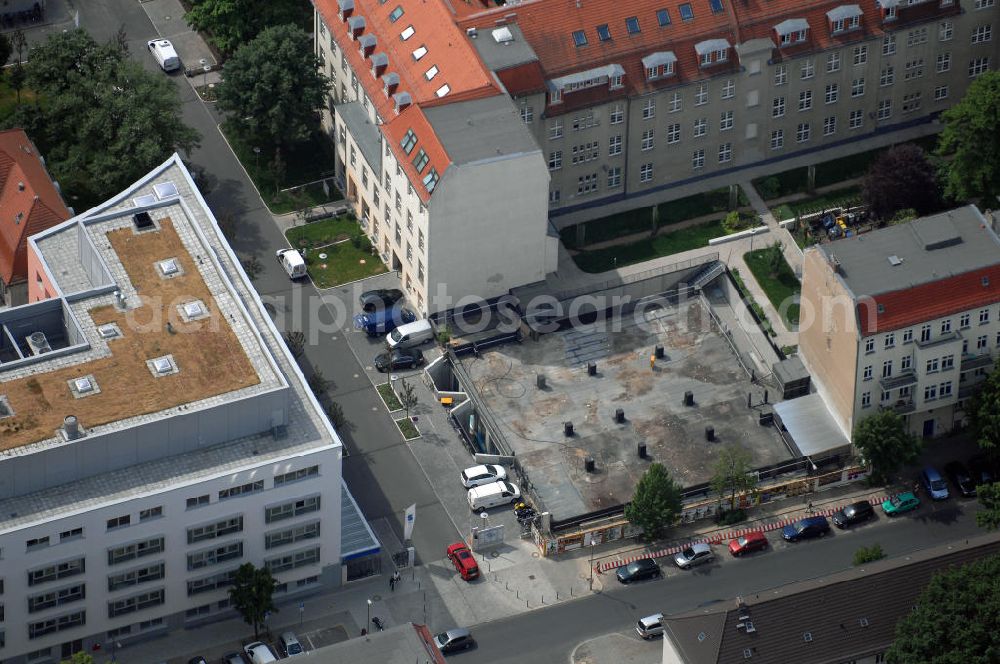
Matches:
[[63, 415, 83, 440], [17, 181, 24, 191]]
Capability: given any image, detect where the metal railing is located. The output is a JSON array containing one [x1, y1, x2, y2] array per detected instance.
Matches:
[[552, 252, 719, 303]]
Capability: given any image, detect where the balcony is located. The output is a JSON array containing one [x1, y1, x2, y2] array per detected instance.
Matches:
[[915, 330, 961, 350], [885, 399, 916, 415], [960, 352, 994, 371], [879, 370, 917, 391]]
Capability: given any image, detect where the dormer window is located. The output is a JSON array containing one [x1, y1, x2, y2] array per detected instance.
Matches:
[[775, 18, 810, 45], [347, 15, 366, 39], [358, 34, 377, 57], [625, 16, 640, 34], [337, 0, 354, 20], [656, 8, 671, 26], [393, 91, 412, 114], [597, 24, 611, 41], [828, 5, 863, 33], [709, 0, 724, 13], [370, 52, 388, 77], [877, 0, 899, 21], [572, 30, 587, 47], [642, 51, 677, 80], [609, 72, 624, 88], [550, 87, 563, 104], [695, 39, 731, 66], [383, 72, 400, 96]]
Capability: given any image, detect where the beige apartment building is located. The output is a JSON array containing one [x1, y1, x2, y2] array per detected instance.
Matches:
[[798, 206, 1000, 441], [313, 0, 997, 313]]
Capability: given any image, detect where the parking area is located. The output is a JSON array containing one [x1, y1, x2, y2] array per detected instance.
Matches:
[[140, 0, 218, 71], [458, 297, 791, 520]]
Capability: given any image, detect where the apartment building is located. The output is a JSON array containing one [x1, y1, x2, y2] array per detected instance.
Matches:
[[0, 155, 376, 662], [313, 0, 556, 315], [798, 205, 1000, 442]]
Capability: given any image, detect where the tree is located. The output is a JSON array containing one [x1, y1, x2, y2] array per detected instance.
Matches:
[[217, 25, 328, 153], [398, 377, 418, 418], [710, 444, 757, 512], [241, 254, 263, 281], [852, 410, 922, 484], [976, 483, 1000, 531], [326, 401, 347, 429], [886, 553, 1000, 663], [186, 0, 310, 54], [229, 562, 278, 640], [861, 144, 942, 221], [308, 369, 329, 397], [936, 70, 1000, 204], [0, 33, 12, 72], [624, 462, 683, 540], [284, 330, 306, 360], [3, 29, 199, 210], [761, 242, 785, 279], [61, 653, 94, 664], [970, 369, 1000, 455]]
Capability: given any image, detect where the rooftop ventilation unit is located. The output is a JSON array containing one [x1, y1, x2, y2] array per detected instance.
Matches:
[[887, 255, 902, 266], [133, 194, 156, 207], [492, 26, 514, 43], [153, 357, 174, 374], [27, 331, 52, 355], [98, 323, 120, 339], [467, 27, 478, 38], [62, 415, 83, 440], [153, 182, 179, 200], [133, 211, 155, 230], [183, 301, 206, 318], [74, 377, 94, 394], [159, 258, 180, 275]]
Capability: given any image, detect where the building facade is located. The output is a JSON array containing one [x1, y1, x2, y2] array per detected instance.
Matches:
[[799, 205, 1000, 440], [0, 156, 368, 662]]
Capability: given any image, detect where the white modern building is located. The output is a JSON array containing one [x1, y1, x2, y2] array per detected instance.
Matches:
[[0, 156, 377, 661]]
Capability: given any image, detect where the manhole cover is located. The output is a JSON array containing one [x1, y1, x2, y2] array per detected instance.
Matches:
[[319, 253, 328, 259], [372, 594, 382, 602], [528, 575, 535, 580]]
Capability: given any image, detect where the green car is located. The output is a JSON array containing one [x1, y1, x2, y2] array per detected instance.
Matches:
[[882, 491, 920, 516]]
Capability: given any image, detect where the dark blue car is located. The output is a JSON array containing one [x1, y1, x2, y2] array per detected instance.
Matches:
[[781, 515, 830, 542], [353, 307, 416, 337]]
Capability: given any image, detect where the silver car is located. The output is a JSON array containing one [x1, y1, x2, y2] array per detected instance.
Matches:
[[636, 613, 665, 639], [461, 464, 507, 488], [673, 542, 715, 569], [433, 627, 476, 654]]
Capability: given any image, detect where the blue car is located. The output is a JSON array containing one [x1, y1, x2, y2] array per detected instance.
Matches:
[[921, 466, 950, 500], [353, 307, 416, 337], [781, 515, 830, 542]]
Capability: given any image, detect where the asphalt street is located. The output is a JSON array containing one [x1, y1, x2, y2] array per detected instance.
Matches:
[[460, 500, 985, 664], [78, 0, 463, 566]]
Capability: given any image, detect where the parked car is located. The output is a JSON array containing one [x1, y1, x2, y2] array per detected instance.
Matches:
[[616, 558, 660, 584], [278, 632, 304, 657], [944, 461, 977, 497], [635, 613, 665, 639], [781, 515, 830, 542], [467, 481, 520, 511], [446, 542, 480, 581], [970, 456, 996, 487], [386, 318, 434, 349], [673, 542, 715, 569], [276, 248, 307, 280], [360, 288, 404, 312], [882, 491, 920, 516], [433, 627, 475, 654], [728, 531, 768, 556], [921, 466, 950, 500], [187, 658, 208, 664], [460, 464, 508, 489], [223, 653, 246, 664], [353, 307, 416, 337], [831, 501, 875, 528], [244, 643, 276, 664], [374, 348, 425, 372], [147, 38, 180, 72]]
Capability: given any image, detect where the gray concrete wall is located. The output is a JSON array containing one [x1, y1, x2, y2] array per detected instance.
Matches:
[[76, 221, 111, 291]]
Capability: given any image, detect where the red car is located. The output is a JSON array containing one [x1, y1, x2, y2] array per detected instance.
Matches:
[[446, 542, 480, 581], [728, 531, 769, 557]]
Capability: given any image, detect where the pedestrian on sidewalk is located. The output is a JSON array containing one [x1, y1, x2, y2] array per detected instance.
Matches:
[[389, 574, 396, 592], [392, 570, 401, 589]]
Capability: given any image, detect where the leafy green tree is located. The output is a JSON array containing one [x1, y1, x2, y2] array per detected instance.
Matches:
[[4, 29, 198, 210], [970, 369, 1000, 455], [710, 444, 757, 512], [853, 410, 922, 484], [887, 553, 1000, 663], [0, 32, 12, 71], [284, 330, 306, 360], [976, 483, 1000, 531], [326, 401, 347, 429], [217, 24, 329, 154], [398, 377, 418, 418], [936, 70, 1000, 204], [229, 562, 278, 639], [60, 653, 94, 664], [862, 144, 942, 221], [186, 0, 309, 54], [625, 462, 683, 540]]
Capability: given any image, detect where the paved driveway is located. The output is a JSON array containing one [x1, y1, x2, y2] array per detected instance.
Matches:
[[141, 0, 217, 72]]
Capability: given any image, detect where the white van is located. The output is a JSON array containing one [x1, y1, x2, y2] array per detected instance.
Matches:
[[147, 39, 181, 72], [387, 318, 434, 349], [276, 248, 307, 280], [244, 642, 277, 664], [467, 480, 520, 511]]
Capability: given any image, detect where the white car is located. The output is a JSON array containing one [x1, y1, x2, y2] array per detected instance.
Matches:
[[673, 542, 715, 569], [467, 481, 520, 511], [147, 39, 180, 72], [461, 464, 507, 488], [636, 613, 665, 639], [243, 642, 276, 664]]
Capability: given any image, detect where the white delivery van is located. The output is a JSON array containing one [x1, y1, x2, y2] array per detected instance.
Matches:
[[244, 643, 277, 664], [467, 481, 520, 511], [276, 248, 307, 280], [386, 318, 434, 349], [147, 39, 181, 72]]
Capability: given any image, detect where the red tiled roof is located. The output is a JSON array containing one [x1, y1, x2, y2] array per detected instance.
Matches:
[[0, 129, 71, 286], [316, 0, 503, 201], [858, 266, 1000, 336], [495, 61, 547, 96]]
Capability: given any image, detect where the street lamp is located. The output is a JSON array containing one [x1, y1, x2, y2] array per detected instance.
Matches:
[[589, 538, 598, 590], [111, 641, 121, 663], [253, 146, 262, 173], [366, 598, 373, 639]]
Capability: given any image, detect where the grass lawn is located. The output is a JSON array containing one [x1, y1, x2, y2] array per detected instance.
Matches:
[[377, 383, 402, 410], [571, 219, 726, 273], [220, 123, 340, 212], [395, 417, 420, 440], [561, 186, 746, 249], [303, 236, 387, 288], [771, 185, 862, 221], [0, 80, 42, 123], [286, 215, 362, 249], [744, 249, 801, 328]]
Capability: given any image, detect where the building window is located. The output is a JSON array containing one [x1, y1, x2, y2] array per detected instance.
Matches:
[[865, 338, 876, 353], [265, 522, 321, 550], [639, 163, 654, 182], [770, 129, 784, 150], [219, 481, 263, 501], [549, 190, 560, 205], [693, 117, 707, 137], [902, 92, 922, 113], [610, 104, 624, 124], [772, 96, 786, 118], [28, 558, 86, 586], [941, 319, 952, 334], [927, 357, 940, 373], [719, 110, 734, 131], [607, 166, 622, 188], [139, 507, 162, 522], [800, 59, 815, 79], [794, 123, 810, 143], [28, 610, 86, 640], [669, 92, 682, 112], [882, 360, 893, 378], [274, 466, 319, 487], [107, 515, 131, 531], [667, 123, 681, 144], [642, 98, 655, 119], [942, 355, 954, 370], [60, 527, 84, 542], [883, 34, 896, 55], [265, 547, 321, 574], [934, 85, 949, 100], [548, 151, 562, 170], [902, 355, 912, 371], [940, 381, 953, 397], [108, 563, 165, 592], [920, 324, 932, 342], [721, 78, 735, 99], [851, 78, 865, 97], [880, 66, 895, 86], [609, 134, 622, 155], [695, 83, 709, 105], [26, 536, 50, 551], [970, 57, 991, 77], [848, 109, 863, 129], [939, 21, 953, 41], [108, 589, 165, 618], [978, 334, 989, 349], [572, 30, 588, 47], [549, 120, 563, 140], [877, 99, 892, 120], [903, 329, 913, 344], [519, 105, 534, 124], [774, 64, 787, 86], [576, 173, 599, 195], [798, 90, 813, 111], [975, 0, 996, 8], [718, 143, 733, 163], [187, 516, 243, 544], [108, 537, 165, 566], [641, 129, 655, 151], [400, 129, 417, 154], [924, 385, 937, 401], [823, 116, 837, 136], [826, 52, 841, 73], [904, 58, 924, 80], [657, 8, 671, 26], [264, 496, 321, 524], [571, 142, 599, 164], [825, 83, 839, 104], [936, 52, 951, 73], [625, 16, 641, 34], [692, 149, 705, 169], [596, 24, 611, 41], [862, 391, 871, 408], [906, 27, 928, 47], [853, 45, 868, 65]]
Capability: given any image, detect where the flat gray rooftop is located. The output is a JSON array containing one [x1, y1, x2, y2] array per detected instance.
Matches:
[[469, 23, 539, 72], [424, 94, 539, 165], [819, 205, 1000, 297], [462, 299, 791, 519]]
